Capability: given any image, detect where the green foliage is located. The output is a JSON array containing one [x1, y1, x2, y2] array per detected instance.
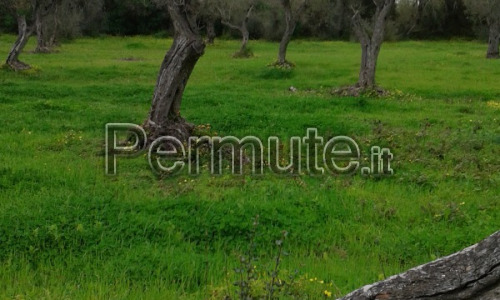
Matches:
[[0, 35, 499, 298]]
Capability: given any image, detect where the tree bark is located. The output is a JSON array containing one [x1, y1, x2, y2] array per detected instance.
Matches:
[[352, 0, 394, 89], [6, 15, 33, 70], [339, 230, 500, 300], [143, 0, 205, 142], [486, 19, 499, 59], [358, 41, 380, 88]]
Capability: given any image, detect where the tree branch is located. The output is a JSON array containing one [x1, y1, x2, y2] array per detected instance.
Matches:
[[244, 5, 254, 23], [351, 9, 369, 45], [372, 0, 394, 44], [339, 230, 500, 300], [220, 19, 242, 32]]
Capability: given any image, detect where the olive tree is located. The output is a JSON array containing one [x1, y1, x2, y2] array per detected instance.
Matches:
[[3, 0, 38, 70], [35, 0, 85, 52], [351, 0, 395, 90], [464, 0, 500, 58], [217, 0, 256, 57], [144, 0, 206, 142], [273, 0, 307, 67]]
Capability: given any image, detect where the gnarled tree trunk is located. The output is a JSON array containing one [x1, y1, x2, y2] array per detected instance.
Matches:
[[6, 15, 33, 70], [339, 230, 500, 300], [221, 5, 254, 57], [143, 0, 205, 143], [486, 19, 499, 59], [277, 0, 306, 66], [352, 0, 394, 90]]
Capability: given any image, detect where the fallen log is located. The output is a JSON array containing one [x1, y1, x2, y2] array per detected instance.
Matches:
[[340, 230, 500, 300]]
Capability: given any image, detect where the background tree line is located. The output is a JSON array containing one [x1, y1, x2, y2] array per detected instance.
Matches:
[[0, 0, 494, 41]]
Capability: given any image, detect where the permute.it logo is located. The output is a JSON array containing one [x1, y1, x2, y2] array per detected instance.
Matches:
[[105, 124, 394, 177]]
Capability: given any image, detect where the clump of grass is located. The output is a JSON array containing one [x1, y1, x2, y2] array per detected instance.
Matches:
[[268, 60, 296, 70], [232, 47, 254, 58], [217, 219, 341, 299], [331, 85, 388, 97]]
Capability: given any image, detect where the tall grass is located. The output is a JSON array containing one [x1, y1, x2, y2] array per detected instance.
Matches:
[[0, 35, 499, 299]]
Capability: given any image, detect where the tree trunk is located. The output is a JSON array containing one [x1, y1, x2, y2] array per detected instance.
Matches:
[[351, 0, 394, 90], [486, 19, 499, 59], [48, 4, 60, 48], [358, 42, 380, 88], [6, 15, 33, 70], [339, 230, 500, 300], [240, 25, 249, 54], [35, 8, 49, 53], [277, 1, 296, 65], [206, 18, 216, 45], [143, 0, 205, 143], [277, 0, 305, 66]]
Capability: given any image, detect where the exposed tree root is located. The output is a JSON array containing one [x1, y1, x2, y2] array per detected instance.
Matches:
[[269, 60, 295, 69], [143, 118, 195, 145], [331, 85, 388, 97], [6, 60, 31, 71]]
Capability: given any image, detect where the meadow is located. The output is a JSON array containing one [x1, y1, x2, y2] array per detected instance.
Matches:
[[0, 35, 499, 299]]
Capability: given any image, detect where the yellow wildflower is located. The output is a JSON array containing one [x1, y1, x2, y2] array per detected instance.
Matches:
[[486, 101, 500, 109]]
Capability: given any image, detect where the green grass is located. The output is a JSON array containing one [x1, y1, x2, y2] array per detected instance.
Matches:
[[0, 35, 499, 299]]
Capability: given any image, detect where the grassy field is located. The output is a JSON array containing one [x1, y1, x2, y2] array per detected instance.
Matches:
[[0, 35, 499, 299]]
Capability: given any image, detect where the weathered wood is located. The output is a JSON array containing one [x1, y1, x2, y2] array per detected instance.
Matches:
[[352, 0, 394, 89], [339, 230, 500, 300], [143, 0, 205, 142]]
